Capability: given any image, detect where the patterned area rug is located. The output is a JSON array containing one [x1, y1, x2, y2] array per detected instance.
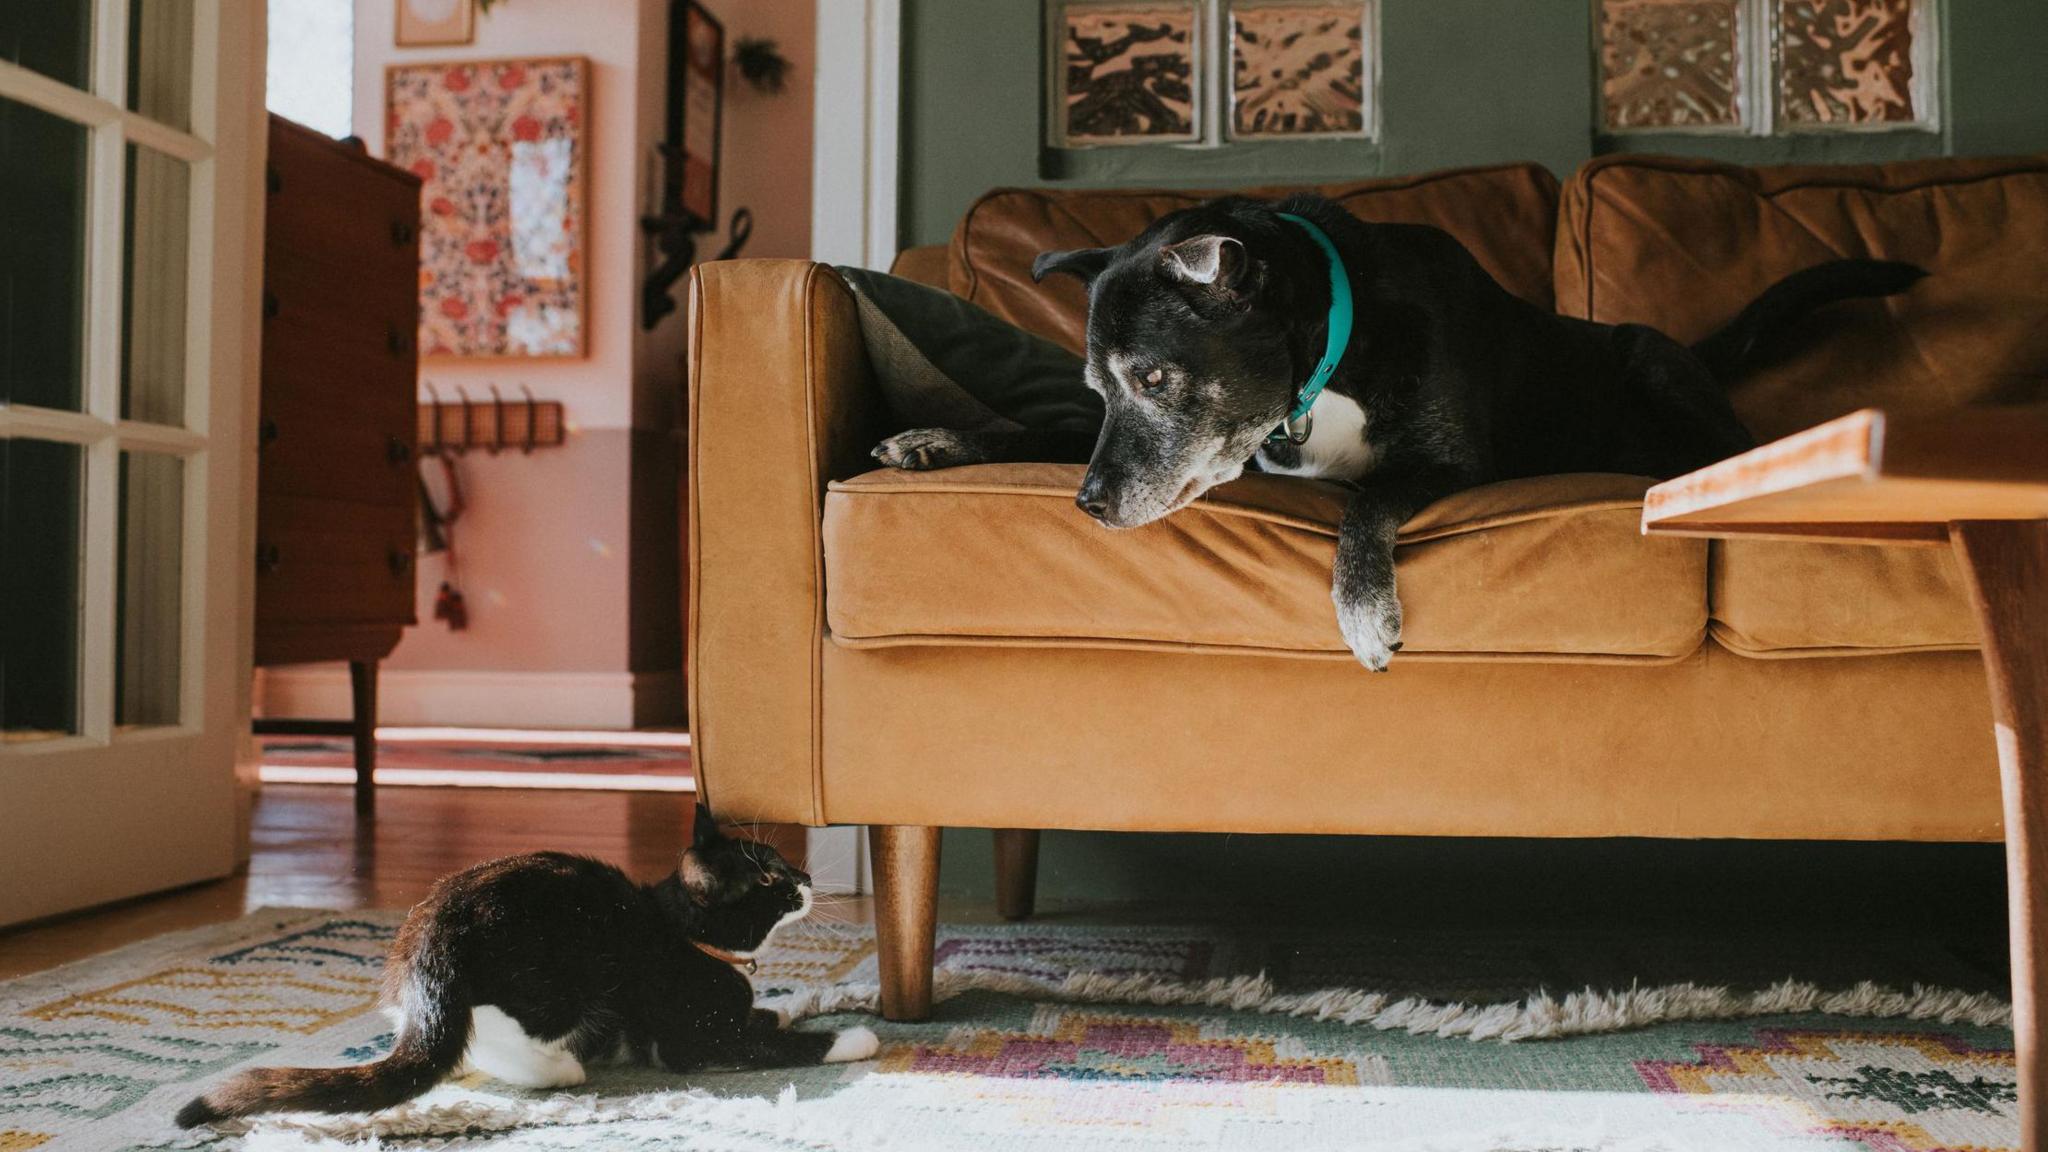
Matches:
[[0, 910, 2018, 1151]]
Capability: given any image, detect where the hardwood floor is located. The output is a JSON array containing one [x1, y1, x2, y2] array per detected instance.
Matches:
[[0, 784, 706, 980]]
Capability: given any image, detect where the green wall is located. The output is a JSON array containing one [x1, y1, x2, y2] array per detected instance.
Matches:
[[899, 0, 2048, 247]]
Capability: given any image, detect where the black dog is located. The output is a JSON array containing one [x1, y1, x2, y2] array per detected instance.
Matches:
[[874, 194, 1923, 670]]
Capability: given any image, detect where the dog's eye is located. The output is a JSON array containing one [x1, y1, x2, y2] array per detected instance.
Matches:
[[1141, 368, 1165, 390]]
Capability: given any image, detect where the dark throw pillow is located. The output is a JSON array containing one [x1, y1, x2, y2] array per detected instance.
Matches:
[[835, 266, 1102, 436]]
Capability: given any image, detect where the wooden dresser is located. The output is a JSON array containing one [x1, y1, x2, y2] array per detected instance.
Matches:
[[254, 116, 421, 807]]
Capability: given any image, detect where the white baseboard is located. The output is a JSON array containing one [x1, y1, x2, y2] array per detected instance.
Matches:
[[257, 667, 682, 730]]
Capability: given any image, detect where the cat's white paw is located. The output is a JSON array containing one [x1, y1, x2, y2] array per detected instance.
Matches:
[[823, 1026, 880, 1063]]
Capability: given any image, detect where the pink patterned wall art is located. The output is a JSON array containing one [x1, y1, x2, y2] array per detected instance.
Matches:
[[386, 56, 589, 359]]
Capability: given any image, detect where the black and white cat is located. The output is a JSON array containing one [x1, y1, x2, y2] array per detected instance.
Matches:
[[176, 805, 875, 1127]]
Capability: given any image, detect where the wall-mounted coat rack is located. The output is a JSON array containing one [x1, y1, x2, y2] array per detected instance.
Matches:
[[418, 385, 566, 455]]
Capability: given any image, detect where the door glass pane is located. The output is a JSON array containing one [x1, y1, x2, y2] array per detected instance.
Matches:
[[123, 144, 190, 424], [116, 452, 183, 728], [128, 0, 195, 131], [0, 0, 93, 91], [2, 439, 85, 741], [0, 98, 90, 411]]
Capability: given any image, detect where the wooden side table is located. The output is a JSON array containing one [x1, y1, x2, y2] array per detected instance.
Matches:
[[1643, 405, 2048, 1147]]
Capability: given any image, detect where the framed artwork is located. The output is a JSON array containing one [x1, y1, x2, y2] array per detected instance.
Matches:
[[1051, 1, 1201, 147], [1228, 2, 1372, 139], [667, 0, 724, 226], [386, 56, 590, 359], [395, 0, 474, 47]]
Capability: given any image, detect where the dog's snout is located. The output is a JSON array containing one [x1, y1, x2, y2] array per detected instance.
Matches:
[[1075, 477, 1111, 521]]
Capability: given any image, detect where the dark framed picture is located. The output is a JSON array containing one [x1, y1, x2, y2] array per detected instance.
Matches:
[[667, 0, 724, 227]]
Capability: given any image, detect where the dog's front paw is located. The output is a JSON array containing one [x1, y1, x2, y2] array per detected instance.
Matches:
[[823, 1026, 880, 1063], [872, 428, 979, 471], [1334, 577, 1404, 672]]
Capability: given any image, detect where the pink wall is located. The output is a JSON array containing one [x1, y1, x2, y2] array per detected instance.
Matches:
[[277, 0, 815, 727]]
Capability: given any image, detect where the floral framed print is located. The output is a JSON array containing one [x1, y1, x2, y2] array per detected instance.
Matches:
[[395, 0, 474, 47], [386, 57, 589, 359], [1051, 1, 1202, 147], [1228, 1, 1372, 139]]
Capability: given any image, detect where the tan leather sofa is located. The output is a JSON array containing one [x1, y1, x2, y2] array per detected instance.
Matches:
[[687, 154, 2048, 1019]]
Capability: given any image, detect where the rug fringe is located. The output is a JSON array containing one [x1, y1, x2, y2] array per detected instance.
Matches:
[[764, 969, 2010, 1042], [243, 1084, 807, 1149]]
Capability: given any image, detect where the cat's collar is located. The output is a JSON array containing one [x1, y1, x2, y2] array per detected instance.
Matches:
[[693, 940, 759, 975]]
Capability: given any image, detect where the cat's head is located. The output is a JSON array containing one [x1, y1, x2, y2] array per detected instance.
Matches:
[[680, 803, 814, 955]]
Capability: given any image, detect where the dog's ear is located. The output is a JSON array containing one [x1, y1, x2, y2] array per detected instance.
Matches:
[[1159, 234, 1248, 291], [1032, 247, 1113, 284]]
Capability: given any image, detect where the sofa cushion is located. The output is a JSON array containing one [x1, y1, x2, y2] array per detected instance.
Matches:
[[952, 163, 1560, 354], [1557, 153, 2048, 442], [1710, 539, 1979, 657], [823, 467, 1706, 661]]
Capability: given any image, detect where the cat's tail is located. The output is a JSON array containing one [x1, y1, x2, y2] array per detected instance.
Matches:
[[174, 969, 469, 1127]]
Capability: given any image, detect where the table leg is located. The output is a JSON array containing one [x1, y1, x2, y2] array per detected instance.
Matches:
[[1951, 521, 2048, 1148]]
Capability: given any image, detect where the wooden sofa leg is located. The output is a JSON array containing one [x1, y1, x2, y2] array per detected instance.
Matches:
[[993, 829, 1040, 921], [869, 825, 941, 1021]]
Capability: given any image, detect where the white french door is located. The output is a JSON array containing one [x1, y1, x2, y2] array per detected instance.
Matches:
[[0, 0, 264, 925]]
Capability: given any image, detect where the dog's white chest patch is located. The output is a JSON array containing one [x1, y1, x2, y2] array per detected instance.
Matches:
[[1257, 391, 1375, 482]]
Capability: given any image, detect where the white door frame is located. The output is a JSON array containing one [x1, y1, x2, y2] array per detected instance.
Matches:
[[802, 0, 900, 891], [810, 0, 899, 270], [0, 0, 264, 926]]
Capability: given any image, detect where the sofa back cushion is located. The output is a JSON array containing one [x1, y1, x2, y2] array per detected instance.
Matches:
[[1557, 153, 2048, 442], [949, 163, 1560, 354]]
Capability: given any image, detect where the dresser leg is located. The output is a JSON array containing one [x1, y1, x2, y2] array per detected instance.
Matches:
[[1952, 521, 2048, 1152], [869, 825, 940, 1021], [348, 660, 378, 814]]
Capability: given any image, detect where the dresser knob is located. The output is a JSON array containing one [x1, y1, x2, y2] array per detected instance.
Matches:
[[386, 435, 412, 465], [257, 542, 282, 572], [263, 291, 280, 319], [259, 417, 279, 447], [387, 328, 413, 356], [392, 220, 415, 245], [388, 548, 414, 577], [267, 166, 281, 195]]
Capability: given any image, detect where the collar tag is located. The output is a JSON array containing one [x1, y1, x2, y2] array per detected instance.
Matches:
[[1267, 212, 1353, 446]]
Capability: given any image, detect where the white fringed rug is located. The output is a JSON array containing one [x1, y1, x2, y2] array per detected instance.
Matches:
[[0, 909, 2017, 1151]]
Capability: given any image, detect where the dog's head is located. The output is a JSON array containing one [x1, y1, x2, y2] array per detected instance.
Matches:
[[1034, 199, 1322, 529]]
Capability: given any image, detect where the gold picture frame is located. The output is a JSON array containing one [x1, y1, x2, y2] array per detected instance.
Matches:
[[396, 0, 475, 48]]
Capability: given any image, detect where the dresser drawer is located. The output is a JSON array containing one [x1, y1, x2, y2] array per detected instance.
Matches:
[[257, 406, 415, 506], [265, 141, 417, 283], [255, 497, 417, 627]]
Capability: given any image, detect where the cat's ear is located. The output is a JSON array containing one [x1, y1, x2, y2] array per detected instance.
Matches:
[[680, 847, 714, 903], [681, 804, 721, 903], [693, 802, 720, 845]]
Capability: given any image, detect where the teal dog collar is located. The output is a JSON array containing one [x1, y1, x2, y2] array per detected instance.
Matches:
[[1269, 212, 1354, 445]]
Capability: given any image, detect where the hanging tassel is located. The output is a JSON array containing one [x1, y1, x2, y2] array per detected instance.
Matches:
[[433, 581, 469, 631]]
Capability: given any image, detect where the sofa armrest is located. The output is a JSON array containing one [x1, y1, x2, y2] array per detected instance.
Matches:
[[686, 260, 882, 825]]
